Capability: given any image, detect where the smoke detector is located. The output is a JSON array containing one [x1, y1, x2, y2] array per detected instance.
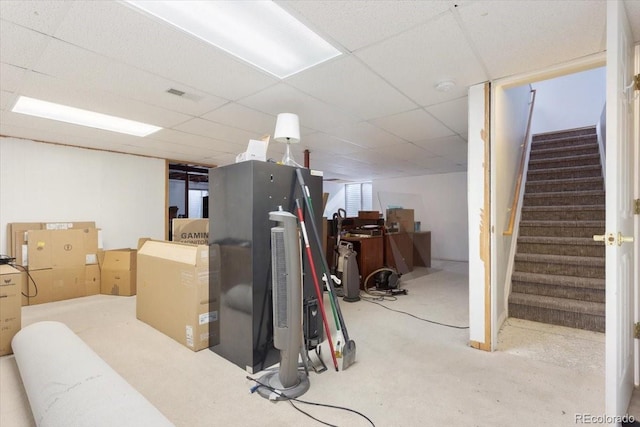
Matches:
[[435, 80, 456, 92]]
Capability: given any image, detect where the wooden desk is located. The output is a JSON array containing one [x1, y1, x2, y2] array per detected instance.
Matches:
[[341, 235, 384, 288]]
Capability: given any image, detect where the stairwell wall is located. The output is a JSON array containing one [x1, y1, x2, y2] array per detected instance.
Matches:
[[492, 84, 534, 332], [530, 67, 606, 135]]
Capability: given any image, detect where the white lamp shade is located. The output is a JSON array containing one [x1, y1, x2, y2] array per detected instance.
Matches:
[[274, 113, 300, 143]]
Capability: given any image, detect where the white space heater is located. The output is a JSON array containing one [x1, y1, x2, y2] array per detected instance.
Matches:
[[257, 209, 309, 400]]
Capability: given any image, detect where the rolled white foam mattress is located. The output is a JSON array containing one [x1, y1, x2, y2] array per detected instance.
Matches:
[[12, 321, 174, 427]]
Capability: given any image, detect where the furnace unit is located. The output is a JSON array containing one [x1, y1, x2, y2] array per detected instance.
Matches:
[[208, 161, 323, 373]]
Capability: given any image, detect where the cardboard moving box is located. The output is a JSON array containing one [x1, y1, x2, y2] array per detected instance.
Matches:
[[0, 265, 22, 356], [137, 240, 218, 351], [172, 219, 209, 245], [85, 264, 100, 296], [101, 249, 137, 296], [387, 208, 415, 233], [25, 268, 85, 305]]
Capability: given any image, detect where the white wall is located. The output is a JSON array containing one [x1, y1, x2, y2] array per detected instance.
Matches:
[[0, 137, 165, 253], [531, 66, 606, 134], [492, 83, 534, 335], [322, 181, 346, 218], [372, 172, 468, 261]]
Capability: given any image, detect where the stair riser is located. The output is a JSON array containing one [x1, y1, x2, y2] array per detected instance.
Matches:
[[516, 243, 605, 257], [519, 226, 604, 238], [523, 195, 605, 207], [514, 261, 604, 279], [528, 157, 600, 170], [512, 282, 605, 303], [525, 180, 604, 193], [520, 209, 605, 221], [529, 145, 599, 160], [527, 168, 602, 180], [508, 303, 605, 332]]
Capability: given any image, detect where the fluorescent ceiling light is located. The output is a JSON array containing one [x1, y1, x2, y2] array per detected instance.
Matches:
[[125, 0, 342, 79], [11, 96, 162, 137]]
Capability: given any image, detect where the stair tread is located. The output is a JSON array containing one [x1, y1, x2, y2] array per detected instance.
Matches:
[[514, 252, 605, 266], [520, 220, 605, 227], [529, 153, 600, 164], [509, 292, 605, 315], [524, 189, 604, 198], [528, 164, 601, 174], [526, 176, 603, 185], [530, 142, 598, 155], [517, 236, 602, 246], [532, 133, 597, 144], [522, 205, 604, 211], [512, 271, 605, 288]]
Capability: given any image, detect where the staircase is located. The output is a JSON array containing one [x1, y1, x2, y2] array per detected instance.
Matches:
[[508, 126, 606, 333]]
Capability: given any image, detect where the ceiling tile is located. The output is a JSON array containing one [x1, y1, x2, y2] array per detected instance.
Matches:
[[201, 103, 277, 136], [0, 21, 51, 69], [32, 39, 228, 117], [279, 0, 453, 51], [0, 90, 17, 111], [54, 1, 278, 100], [238, 83, 360, 132], [370, 109, 455, 142], [172, 118, 257, 146], [151, 129, 244, 154], [425, 96, 468, 136], [356, 11, 488, 106], [0, 63, 26, 93], [414, 135, 468, 164], [456, 0, 606, 79], [0, 0, 72, 34], [286, 55, 416, 120], [19, 71, 191, 128], [326, 121, 405, 149], [300, 132, 364, 156]]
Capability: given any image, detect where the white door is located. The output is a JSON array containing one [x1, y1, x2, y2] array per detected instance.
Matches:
[[605, 0, 636, 419]]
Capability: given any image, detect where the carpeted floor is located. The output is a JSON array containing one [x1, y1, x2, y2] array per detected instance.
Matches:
[[0, 260, 624, 427]]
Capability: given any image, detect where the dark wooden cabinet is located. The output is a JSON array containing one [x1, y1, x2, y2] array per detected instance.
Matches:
[[341, 235, 384, 289], [385, 232, 414, 274], [413, 231, 431, 268]]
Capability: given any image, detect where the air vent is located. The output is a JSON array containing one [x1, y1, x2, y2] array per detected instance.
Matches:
[[166, 88, 186, 97]]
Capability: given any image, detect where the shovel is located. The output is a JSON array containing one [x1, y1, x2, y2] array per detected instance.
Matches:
[[295, 169, 357, 370]]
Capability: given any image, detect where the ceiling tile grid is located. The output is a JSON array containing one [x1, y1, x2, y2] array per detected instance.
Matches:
[[1, 0, 630, 181]]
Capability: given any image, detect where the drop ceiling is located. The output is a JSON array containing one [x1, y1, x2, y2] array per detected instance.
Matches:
[[1, 1, 638, 181]]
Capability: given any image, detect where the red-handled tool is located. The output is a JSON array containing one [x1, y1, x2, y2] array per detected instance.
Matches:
[[294, 198, 339, 372]]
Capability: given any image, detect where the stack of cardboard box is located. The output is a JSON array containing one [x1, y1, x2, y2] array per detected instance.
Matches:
[[0, 264, 22, 356], [99, 248, 137, 296], [6, 222, 100, 305]]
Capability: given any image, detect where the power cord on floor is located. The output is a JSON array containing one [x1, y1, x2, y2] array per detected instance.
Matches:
[[247, 376, 375, 427], [9, 263, 38, 298], [361, 296, 469, 330]]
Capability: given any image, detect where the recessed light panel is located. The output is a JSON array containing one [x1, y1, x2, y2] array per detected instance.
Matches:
[[12, 96, 162, 137], [125, 0, 342, 79]]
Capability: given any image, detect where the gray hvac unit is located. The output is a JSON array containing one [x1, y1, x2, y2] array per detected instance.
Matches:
[[208, 161, 323, 373]]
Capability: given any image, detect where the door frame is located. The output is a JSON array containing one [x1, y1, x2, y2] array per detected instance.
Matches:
[[470, 53, 606, 351]]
